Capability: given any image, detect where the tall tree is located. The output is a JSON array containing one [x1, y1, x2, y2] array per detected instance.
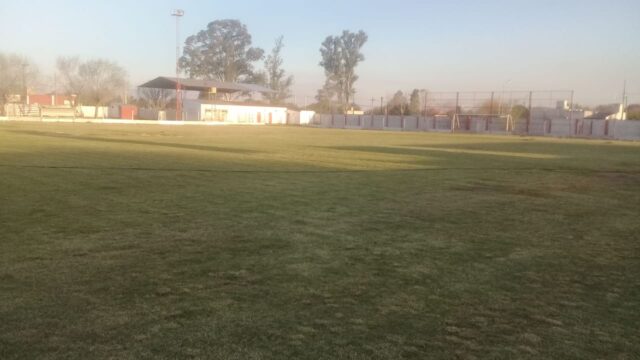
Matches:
[[180, 19, 264, 84], [56, 57, 82, 96], [0, 53, 39, 107], [409, 89, 421, 116], [388, 91, 408, 115], [319, 30, 368, 113], [262, 36, 294, 105], [56, 57, 128, 115]]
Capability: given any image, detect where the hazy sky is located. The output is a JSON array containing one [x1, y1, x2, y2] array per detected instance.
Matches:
[[1, 0, 639, 106]]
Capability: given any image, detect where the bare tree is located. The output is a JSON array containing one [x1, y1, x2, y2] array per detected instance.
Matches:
[[137, 87, 174, 110], [57, 57, 128, 116], [0, 53, 39, 108], [56, 57, 82, 96]]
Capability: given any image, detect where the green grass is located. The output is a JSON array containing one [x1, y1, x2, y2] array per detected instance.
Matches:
[[1, 122, 639, 359]]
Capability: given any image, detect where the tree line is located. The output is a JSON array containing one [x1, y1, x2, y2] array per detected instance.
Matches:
[[1, 19, 367, 113], [3, 19, 638, 120]]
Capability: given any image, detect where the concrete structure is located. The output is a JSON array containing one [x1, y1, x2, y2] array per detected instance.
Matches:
[[287, 110, 316, 125]]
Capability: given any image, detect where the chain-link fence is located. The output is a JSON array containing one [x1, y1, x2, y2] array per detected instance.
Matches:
[[303, 89, 640, 140]]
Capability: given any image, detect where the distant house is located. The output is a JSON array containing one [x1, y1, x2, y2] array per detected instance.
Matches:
[[27, 94, 76, 107]]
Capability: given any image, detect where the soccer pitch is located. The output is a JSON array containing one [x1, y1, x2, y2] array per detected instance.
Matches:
[[1, 122, 639, 359]]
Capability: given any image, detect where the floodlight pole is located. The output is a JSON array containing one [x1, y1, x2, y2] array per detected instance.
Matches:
[[172, 9, 184, 120]]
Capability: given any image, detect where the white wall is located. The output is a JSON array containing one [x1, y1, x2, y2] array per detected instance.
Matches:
[[183, 100, 287, 124], [79, 106, 109, 118]]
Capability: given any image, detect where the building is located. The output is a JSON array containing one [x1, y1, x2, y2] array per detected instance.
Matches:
[[139, 77, 288, 123], [27, 94, 76, 107], [183, 99, 287, 124]]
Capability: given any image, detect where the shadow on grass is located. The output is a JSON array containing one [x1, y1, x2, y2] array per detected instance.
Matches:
[[405, 140, 640, 154], [321, 145, 559, 160], [8, 130, 260, 155]]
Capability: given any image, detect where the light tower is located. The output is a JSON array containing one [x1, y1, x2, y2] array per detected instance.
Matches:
[[171, 9, 184, 120]]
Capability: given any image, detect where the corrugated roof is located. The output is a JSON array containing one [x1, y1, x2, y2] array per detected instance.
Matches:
[[138, 77, 275, 93]]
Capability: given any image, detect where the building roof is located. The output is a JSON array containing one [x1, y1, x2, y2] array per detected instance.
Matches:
[[139, 77, 274, 94]]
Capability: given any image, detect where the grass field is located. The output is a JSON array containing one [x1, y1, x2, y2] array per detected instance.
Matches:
[[1, 122, 639, 359]]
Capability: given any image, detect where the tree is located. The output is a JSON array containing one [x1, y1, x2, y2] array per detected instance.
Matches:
[[262, 36, 294, 105], [0, 53, 39, 108], [627, 104, 640, 120], [388, 91, 408, 115], [409, 89, 421, 116], [180, 19, 264, 84], [56, 57, 82, 96], [511, 104, 530, 121], [137, 87, 174, 110], [319, 30, 368, 113], [309, 88, 334, 113], [478, 99, 505, 115], [56, 57, 128, 116]]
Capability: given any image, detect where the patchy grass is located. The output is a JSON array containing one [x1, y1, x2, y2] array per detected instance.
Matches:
[[0, 122, 639, 359]]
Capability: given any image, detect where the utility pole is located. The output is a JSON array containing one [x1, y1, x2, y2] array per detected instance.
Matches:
[[172, 9, 184, 120], [370, 97, 376, 113]]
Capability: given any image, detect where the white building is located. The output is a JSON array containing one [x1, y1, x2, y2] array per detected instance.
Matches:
[[183, 100, 288, 124]]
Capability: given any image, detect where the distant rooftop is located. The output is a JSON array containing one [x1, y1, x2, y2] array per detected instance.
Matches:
[[139, 77, 274, 94]]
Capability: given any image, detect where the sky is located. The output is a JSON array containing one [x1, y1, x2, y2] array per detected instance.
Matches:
[[1, 0, 639, 106]]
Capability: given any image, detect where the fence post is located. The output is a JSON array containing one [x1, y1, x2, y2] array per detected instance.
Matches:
[[385, 103, 389, 128], [423, 91, 428, 131], [487, 92, 494, 132]]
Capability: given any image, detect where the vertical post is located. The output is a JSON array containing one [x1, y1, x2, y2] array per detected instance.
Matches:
[[421, 90, 427, 131], [172, 10, 184, 120], [487, 91, 494, 131], [527, 91, 533, 135], [383, 97, 388, 128], [569, 90, 575, 135]]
